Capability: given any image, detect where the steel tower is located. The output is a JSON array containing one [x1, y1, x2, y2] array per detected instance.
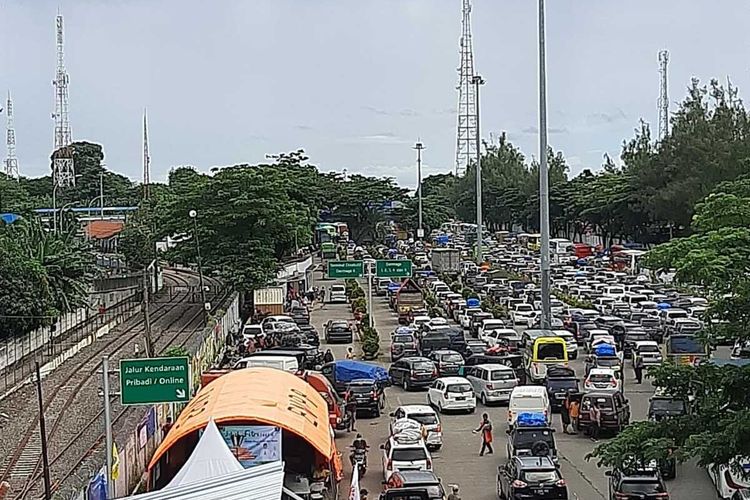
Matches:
[[658, 50, 669, 141], [454, 0, 478, 177], [52, 14, 75, 187], [5, 92, 19, 179], [143, 109, 151, 199]]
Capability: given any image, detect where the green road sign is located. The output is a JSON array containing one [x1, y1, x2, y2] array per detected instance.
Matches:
[[120, 356, 191, 405], [328, 260, 364, 278], [376, 259, 413, 278]]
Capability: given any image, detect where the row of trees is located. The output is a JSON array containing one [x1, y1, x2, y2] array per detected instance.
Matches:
[[403, 79, 750, 247]]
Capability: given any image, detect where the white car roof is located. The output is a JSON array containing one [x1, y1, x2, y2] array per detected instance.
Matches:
[[397, 404, 437, 415], [413, 316, 431, 322], [437, 376, 471, 385], [473, 363, 515, 371], [588, 367, 616, 376], [634, 340, 659, 347], [552, 330, 574, 338]]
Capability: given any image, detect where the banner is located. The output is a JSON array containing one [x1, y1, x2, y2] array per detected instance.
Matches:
[[217, 425, 281, 468], [111, 442, 120, 480], [349, 466, 360, 500]]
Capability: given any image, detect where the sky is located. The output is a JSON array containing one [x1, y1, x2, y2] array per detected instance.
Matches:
[[2, 0, 750, 188]]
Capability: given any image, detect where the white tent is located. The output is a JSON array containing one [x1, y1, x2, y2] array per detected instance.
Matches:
[[166, 419, 243, 489]]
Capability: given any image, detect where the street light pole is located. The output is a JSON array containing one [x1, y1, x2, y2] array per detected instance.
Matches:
[[473, 75, 485, 265], [414, 141, 425, 239], [52, 182, 58, 234], [189, 210, 208, 319], [99, 172, 104, 219], [538, 0, 552, 329]]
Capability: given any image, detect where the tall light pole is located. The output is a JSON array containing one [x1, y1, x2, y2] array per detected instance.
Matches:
[[99, 171, 104, 219], [538, 0, 552, 329], [414, 141, 425, 239], [188, 210, 209, 319], [473, 75, 485, 265]]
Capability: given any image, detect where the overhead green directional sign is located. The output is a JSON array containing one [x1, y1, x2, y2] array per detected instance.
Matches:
[[376, 259, 413, 278], [328, 260, 364, 278], [119, 356, 191, 405]]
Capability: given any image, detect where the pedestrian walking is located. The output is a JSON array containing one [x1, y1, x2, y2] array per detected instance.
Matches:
[[345, 393, 357, 432], [359, 489, 369, 500], [569, 398, 580, 434], [472, 413, 494, 456], [634, 356, 644, 384], [447, 485, 462, 500], [561, 395, 571, 434], [589, 402, 601, 442], [323, 349, 335, 363], [345, 346, 356, 360]]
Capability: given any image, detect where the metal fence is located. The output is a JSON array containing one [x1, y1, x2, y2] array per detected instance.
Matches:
[[0, 293, 142, 396]]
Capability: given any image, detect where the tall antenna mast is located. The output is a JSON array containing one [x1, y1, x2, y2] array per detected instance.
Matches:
[[143, 109, 151, 199], [5, 91, 20, 179], [454, 0, 478, 177], [52, 13, 75, 187], [657, 50, 669, 141]]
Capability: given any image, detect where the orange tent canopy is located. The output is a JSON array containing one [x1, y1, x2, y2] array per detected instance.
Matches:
[[148, 367, 334, 472]]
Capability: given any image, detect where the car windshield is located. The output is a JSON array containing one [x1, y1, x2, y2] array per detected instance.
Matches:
[[413, 362, 434, 371], [514, 398, 544, 409], [626, 334, 649, 342], [440, 353, 463, 363], [596, 357, 620, 367], [468, 344, 486, 353], [537, 343, 565, 359], [667, 336, 705, 354], [446, 383, 472, 393], [408, 413, 438, 425], [394, 335, 414, 343], [516, 305, 533, 312], [651, 399, 685, 413], [583, 397, 614, 409], [589, 374, 614, 383], [638, 345, 660, 353], [391, 448, 427, 461], [349, 385, 374, 393], [548, 378, 578, 390], [620, 480, 665, 494], [522, 470, 559, 483], [515, 429, 554, 448], [490, 371, 515, 381]]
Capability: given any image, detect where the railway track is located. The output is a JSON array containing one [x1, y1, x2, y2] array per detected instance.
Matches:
[[0, 268, 223, 499]]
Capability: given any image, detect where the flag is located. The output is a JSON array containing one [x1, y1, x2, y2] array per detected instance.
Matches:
[[348, 465, 360, 500], [111, 443, 120, 481]]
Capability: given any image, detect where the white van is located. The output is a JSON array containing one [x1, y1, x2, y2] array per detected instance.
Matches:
[[508, 386, 551, 426], [232, 355, 299, 373], [329, 284, 347, 304]]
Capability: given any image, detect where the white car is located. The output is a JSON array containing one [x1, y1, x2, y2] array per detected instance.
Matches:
[[583, 368, 621, 393], [708, 459, 750, 499], [460, 308, 483, 329], [480, 328, 519, 348], [380, 432, 432, 482], [552, 329, 578, 360], [477, 319, 507, 341], [390, 405, 442, 451], [427, 377, 476, 413], [510, 304, 537, 326], [632, 341, 663, 367], [410, 315, 431, 330], [328, 284, 347, 303]]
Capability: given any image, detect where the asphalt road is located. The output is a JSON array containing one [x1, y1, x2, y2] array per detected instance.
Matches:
[[311, 274, 719, 500]]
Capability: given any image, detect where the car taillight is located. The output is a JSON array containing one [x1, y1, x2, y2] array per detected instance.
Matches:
[[426, 458, 432, 468], [436, 424, 442, 433], [511, 480, 527, 488], [543, 409, 548, 419], [386, 459, 392, 470], [654, 494, 670, 499], [432, 368, 438, 376], [411, 370, 416, 377], [556, 479, 566, 487], [610, 379, 617, 387], [613, 493, 629, 500], [371, 391, 378, 399]]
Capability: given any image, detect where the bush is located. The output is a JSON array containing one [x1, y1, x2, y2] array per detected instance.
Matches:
[[360, 326, 380, 359], [424, 293, 437, 308], [450, 282, 463, 293], [428, 307, 443, 318], [351, 297, 367, 313]]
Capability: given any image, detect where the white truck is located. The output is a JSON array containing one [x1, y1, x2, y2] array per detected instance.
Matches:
[[430, 248, 461, 274]]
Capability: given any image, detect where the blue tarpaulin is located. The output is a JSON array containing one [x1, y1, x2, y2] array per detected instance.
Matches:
[[594, 344, 616, 356], [334, 360, 389, 384], [657, 303, 671, 310], [467, 298, 480, 308], [87, 472, 107, 500], [0, 213, 20, 224], [516, 412, 547, 427]]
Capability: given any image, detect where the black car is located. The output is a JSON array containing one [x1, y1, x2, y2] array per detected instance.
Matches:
[[419, 334, 452, 358], [545, 376, 580, 411], [389, 357, 437, 390], [506, 425, 558, 466], [428, 349, 465, 376], [497, 456, 568, 500], [607, 468, 669, 499], [297, 324, 320, 346], [648, 395, 687, 421], [384, 471, 445, 500], [469, 312, 494, 337], [289, 306, 310, 326], [345, 378, 385, 417], [568, 320, 598, 342], [639, 317, 662, 342], [324, 320, 353, 343], [443, 326, 467, 353], [390, 333, 418, 362], [462, 340, 489, 359], [578, 392, 631, 435]]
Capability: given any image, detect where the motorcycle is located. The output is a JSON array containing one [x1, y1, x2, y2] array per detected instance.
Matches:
[[350, 446, 368, 478]]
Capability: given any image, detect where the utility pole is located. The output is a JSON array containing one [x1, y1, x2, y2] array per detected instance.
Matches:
[[142, 267, 154, 357], [34, 362, 52, 500], [454, 0, 478, 177], [538, 0, 552, 329], [473, 75, 484, 265], [414, 141, 425, 239], [143, 109, 151, 200], [101, 357, 114, 500], [657, 50, 670, 142], [189, 210, 209, 320], [99, 171, 104, 219]]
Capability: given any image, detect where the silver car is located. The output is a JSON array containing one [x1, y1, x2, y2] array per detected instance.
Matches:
[[464, 364, 518, 405]]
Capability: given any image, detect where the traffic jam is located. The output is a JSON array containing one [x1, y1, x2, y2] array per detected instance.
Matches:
[[316, 223, 746, 500]]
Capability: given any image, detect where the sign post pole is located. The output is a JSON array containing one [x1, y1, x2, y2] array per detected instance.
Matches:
[[102, 356, 113, 499], [367, 265, 374, 328]]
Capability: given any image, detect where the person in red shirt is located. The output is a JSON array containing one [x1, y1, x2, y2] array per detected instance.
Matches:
[[473, 413, 494, 456]]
